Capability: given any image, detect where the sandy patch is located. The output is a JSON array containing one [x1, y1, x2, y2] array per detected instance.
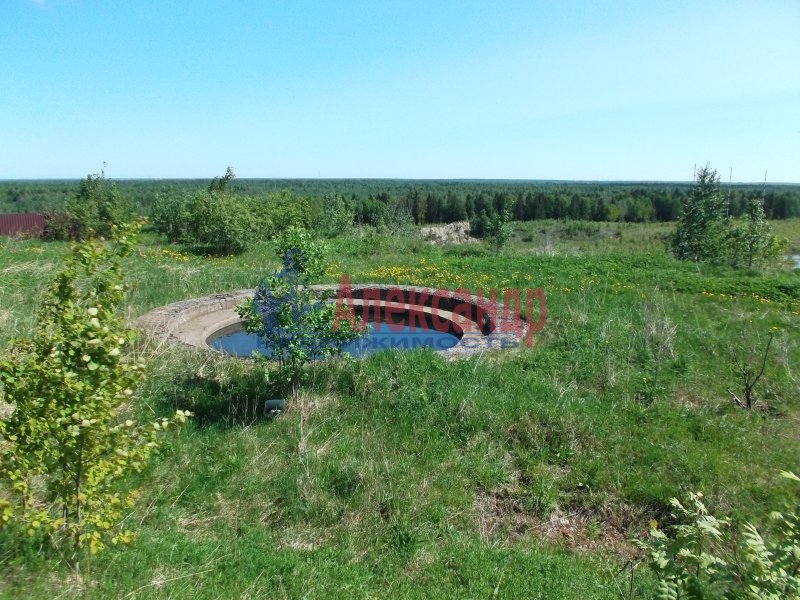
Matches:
[[420, 221, 478, 245]]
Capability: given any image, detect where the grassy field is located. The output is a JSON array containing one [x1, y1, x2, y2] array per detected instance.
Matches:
[[1, 221, 799, 598]]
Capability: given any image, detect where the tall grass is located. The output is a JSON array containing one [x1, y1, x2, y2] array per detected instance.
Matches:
[[0, 221, 798, 598]]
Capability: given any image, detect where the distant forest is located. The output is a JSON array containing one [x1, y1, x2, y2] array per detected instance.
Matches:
[[1, 178, 799, 224]]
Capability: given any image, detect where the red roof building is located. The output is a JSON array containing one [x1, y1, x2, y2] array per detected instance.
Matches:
[[0, 213, 46, 237]]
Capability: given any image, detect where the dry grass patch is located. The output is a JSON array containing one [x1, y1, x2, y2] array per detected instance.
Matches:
[[473, 485, 641, 559], [0, 261, 55, 275], [277, 525, 330, 552]]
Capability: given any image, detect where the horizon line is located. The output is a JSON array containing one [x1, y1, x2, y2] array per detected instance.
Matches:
[[2, 177, 799, 186]]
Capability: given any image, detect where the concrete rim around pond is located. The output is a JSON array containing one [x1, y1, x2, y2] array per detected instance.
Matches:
[[134, 284, 528, 360]]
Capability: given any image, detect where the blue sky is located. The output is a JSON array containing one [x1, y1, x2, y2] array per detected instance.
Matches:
[[1, 0, 798, 181]]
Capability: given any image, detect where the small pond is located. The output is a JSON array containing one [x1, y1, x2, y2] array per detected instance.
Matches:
[[208, 320, 461, 359], [135, 285, 518, 361]]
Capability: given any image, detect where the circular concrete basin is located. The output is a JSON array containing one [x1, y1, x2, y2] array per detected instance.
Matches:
[[135, 285, 527, 359]]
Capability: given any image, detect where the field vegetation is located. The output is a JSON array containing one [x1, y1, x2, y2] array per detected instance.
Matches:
[[0, 174, 798, 598]]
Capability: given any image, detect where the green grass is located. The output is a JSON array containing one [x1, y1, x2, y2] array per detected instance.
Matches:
[[1, 221, 799, 598]]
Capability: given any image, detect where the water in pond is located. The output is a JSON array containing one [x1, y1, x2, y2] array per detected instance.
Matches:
[[791, 255, 800, 269], [209, 322, 460, 358]]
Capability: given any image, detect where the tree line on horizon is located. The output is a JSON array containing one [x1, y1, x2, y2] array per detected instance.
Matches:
[[5, 165, 790, 270], [1, 177, 799, 226]]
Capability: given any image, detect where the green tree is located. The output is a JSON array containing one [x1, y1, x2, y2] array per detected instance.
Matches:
[[485, 208, 513, 253], [186, 190, 256, 255], [469, 210, 490, 238], [236, 249, 363, 397], [444, 192, 467, 222], [727, 195, 788, 268], [0, 224, 190, 566], [410, 190, 427, 225], [376, 202, 416, 235], [672, 165, 729, 263], [314, 193, 355, 238], [150, 191, 191, 243], [273, 226, 325, 280], [208, 166, 236, 194], [45, 171, 133, 241]]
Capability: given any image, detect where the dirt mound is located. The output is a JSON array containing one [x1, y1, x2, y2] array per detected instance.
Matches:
[[420, 221, 478, 245]]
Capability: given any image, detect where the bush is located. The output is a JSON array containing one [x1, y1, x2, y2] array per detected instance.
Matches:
[[185, 190, 256, 255], [469, 210, 490, 238], [672, 164, 786, 269], [485, 209, 513, 253], [242, 195, 273, 238], [236, 254, 363, 395], [43, 171, 133, 241], [41, 210, 72, 241], [149, 169, 315, 253], [0, 223, 190, 563], [314, 193, 355, 238], [272, 226, 325, 280], [376, 202, 416, 236], [250, 191, 312, 235], [726, 196, 788, 269], [151, 187, 257, 254], [635, 472, 800, 599], [150, 190, 192, 243]]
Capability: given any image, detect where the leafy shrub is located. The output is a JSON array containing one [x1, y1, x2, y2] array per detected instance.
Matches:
[[636, 472, 800, 599], [157, 167, 260, 254], [41, 210, 72, 241], [250, 191, 312, 235], [43, 171, 133, 241], [376, 202, 416, 236], [273, 226, 325, 280], [485, 209, 513, 253], [151, 179, 313, 254], [469, 210, 490, 238], [672, 164, 786, 269], [314, 193, 355, 238], [185, 190, 256, 255], [150, 190, 193, 243], [0, 223, 190, 563], [242, 195, 273, 237], [236, 254, 363, 394], [726, 196, 788, 269], [150, 186, 257, 254]]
